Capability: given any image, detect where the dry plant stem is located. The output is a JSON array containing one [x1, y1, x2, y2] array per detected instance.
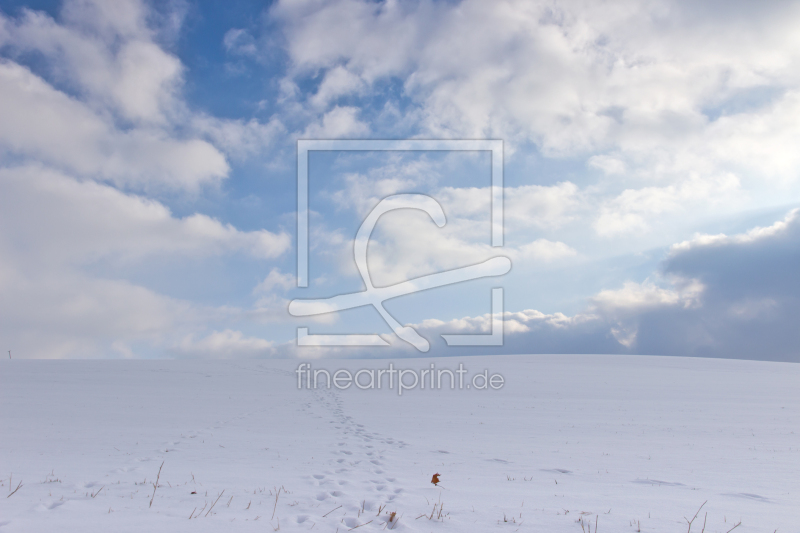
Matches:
[[7, 480, 23, 498], [205, 489, 225, 517], [149, 461, 164, 508], [685, 501, 707, 533], [272, 487, 282, 519], [429, 503, 438, 520], [188, 507, 196, 519], [725, 522, 742, 533], [323, 505, 342, 517], [348, 520, 372, 530], [701, 512, 707, 533], [91, 485, 104, 498]]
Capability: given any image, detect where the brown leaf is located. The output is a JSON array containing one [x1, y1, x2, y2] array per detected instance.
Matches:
[[431, 473, 440, 486]]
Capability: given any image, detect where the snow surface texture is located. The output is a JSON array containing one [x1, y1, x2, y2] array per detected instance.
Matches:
[[1, 355, 798, 532]]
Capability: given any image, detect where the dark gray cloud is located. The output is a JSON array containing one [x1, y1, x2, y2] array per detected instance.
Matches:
[[635, 209, 800, 361], [358, 209, 800, 362]]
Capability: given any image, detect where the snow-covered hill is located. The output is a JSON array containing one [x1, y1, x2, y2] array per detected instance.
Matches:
[[1, 355, 798, 532]]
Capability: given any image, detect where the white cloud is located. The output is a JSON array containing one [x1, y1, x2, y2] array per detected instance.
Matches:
[[255, 268, 295, 293], [515, 239, 577, 262], [302, 105, 370, 138], [414, 308, 600, 347], [191, 114, 286, 162], [436, 181, 581, 229], [178, 330, 275, 358], [0, 53, 228, 192], [273, 0, 800, 236], [0, 267, 205, 359], [0, 0, 297, 192], [594, 173, 743, 236], [0, 0, 293, 359], [670, 208, 800, 253], [0, 165, 290, 358], [272, 0, 425, 80], [316, 164, 581, 285], [0, 166, 290, 264], [3, 3, 183, 125], [589, 278, 704, 346], [327, 156, 439, 215], [506, 182, 581, 228], [309, 66, 365, 110], [588, 154, 626, 176], [223, 28, 258, 57]]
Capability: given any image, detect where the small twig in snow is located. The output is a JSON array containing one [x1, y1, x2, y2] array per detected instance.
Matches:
[[149, 461, 164, 508], [7, 480, 23, 498], [272, 486, 282, 519], [685, 501, 707, 533], [323, 505, 342, 517], [205, 489, 225, 517]]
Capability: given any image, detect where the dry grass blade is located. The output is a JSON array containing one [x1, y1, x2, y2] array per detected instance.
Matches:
[[149, 461, 164, 508], [7, 480, 23, 498], [685, 501, 707, 533], [323, 505, 342, 517], [205, 489, 225, 517], [272, 486, 282, 519]]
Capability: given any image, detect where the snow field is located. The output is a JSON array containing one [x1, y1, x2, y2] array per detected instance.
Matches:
[[1, 354, 798, 532]]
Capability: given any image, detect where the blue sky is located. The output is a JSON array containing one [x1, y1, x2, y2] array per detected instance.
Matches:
[[1, 0, 799, 360]]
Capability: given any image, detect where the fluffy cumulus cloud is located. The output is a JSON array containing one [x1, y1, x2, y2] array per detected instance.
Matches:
[[273, 0, 800, 235], [0, 163, 289, 358], [0, 0, 288, 358], [0, 60, 229, 191], [0, 166, 290, 265], [302, 106, 370, 138], [274, 0, 800, 146]]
